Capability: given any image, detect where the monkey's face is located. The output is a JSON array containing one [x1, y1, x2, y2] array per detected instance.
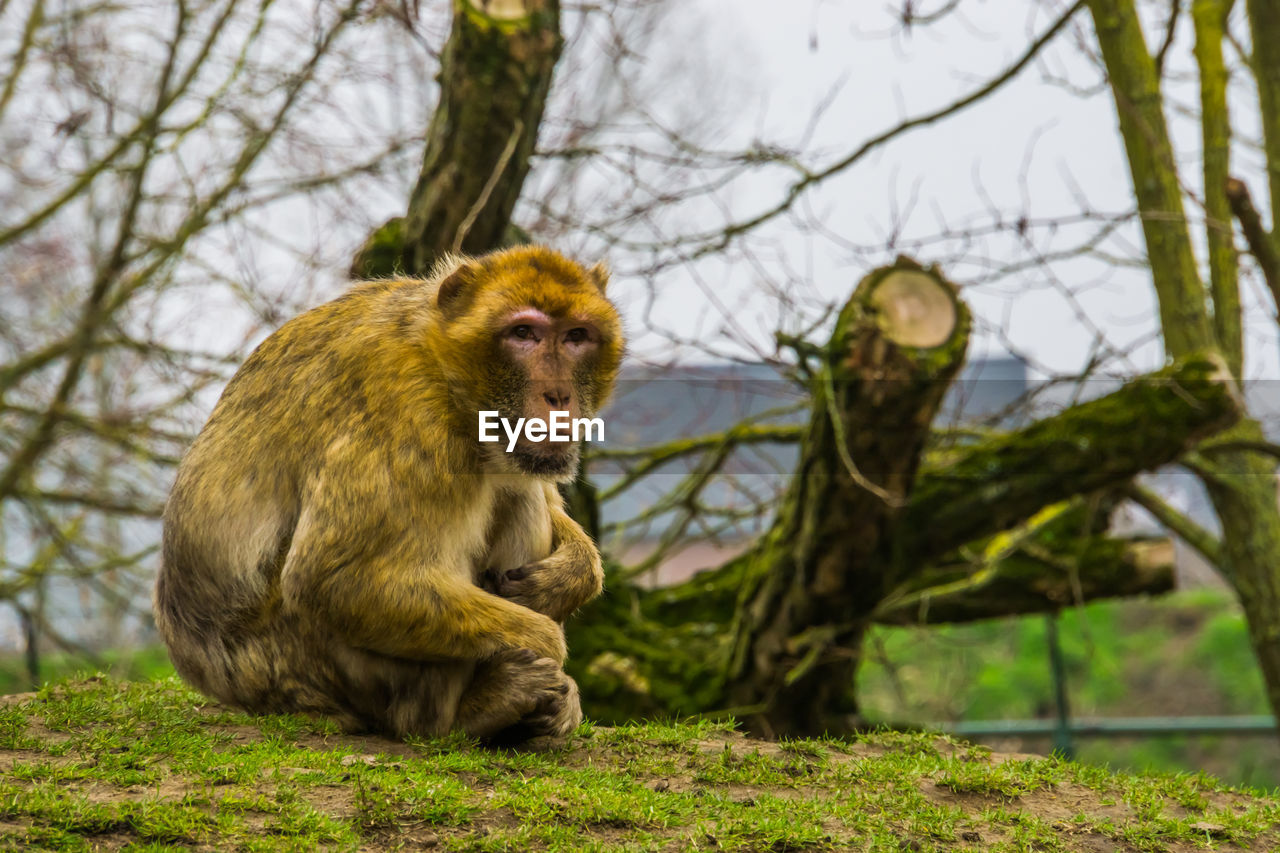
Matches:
[[486, 306, 606, 479], [428, 247, 624, 481]]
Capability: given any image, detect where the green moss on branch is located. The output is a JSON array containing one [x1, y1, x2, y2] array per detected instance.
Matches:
[[902, 352, 1240, 566]]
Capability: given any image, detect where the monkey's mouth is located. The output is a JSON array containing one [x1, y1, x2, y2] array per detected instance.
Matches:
[[510, 442, 580, 477]]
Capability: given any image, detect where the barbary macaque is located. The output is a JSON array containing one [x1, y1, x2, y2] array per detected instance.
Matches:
[[154, 246, 623, 740]]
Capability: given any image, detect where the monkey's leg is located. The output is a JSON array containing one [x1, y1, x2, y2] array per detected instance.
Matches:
[[454, 649, 582, 741], [485, 494, 603, 622], [315, 643, 479, 737]]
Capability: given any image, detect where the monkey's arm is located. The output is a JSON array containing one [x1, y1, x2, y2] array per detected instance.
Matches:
[[487, 485, 604, 622], [281, 483, 567, 664]]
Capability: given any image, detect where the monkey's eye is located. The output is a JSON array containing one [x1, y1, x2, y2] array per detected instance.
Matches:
[[564, 327, 591, 344], [510, 325, 534, 340]]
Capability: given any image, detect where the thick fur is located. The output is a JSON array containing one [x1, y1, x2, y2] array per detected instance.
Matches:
[[155, 246, 622, 740]]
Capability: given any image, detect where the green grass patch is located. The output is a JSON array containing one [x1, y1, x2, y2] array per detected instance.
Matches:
[[0, 677, 1275, 851]]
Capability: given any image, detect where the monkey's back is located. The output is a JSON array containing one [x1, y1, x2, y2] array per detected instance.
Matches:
[[154, 279, 446, 703]]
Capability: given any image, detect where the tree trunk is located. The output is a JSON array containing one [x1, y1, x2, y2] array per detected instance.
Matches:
[[351, 0, 561, 278], [1088, 0, 1280, 735], [902, 353, 1239, 563], [1197, 426, 1280, 732], [719, 260, 969, 736]]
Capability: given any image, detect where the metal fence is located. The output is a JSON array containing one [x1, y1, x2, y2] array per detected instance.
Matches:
[[929, 614, 1279, 759]]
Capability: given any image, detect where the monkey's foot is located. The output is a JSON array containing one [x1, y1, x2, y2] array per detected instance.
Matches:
[[522, 671, 582, 737], [485, 667, 582, 744]]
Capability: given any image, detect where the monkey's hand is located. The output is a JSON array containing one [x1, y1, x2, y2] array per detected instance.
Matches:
[[484, 493, 604, 622], [485, 541, 602, 623]]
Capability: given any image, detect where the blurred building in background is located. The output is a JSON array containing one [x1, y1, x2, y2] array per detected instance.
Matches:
[[592, 357, 1029, 585]]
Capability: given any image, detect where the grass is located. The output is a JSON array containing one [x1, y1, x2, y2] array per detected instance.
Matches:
[[2, 586, 1276, 803], [0, 677, 1276, 851]]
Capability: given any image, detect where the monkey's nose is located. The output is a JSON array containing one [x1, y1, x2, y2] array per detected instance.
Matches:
[[543, 389, 571, 408]]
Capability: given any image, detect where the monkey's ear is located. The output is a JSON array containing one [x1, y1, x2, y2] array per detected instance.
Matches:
[[587, 261, 610, 293], [437, 261, 479, 315]]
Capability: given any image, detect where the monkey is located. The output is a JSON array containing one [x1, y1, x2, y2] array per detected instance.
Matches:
[[153, 245, 623, 741]]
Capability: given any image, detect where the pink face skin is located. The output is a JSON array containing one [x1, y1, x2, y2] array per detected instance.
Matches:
[[501, 308, 600, 349], [499, 307, 601, 423]]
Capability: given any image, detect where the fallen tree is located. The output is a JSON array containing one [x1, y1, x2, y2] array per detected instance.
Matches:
[[566, 260, 1238, 736]]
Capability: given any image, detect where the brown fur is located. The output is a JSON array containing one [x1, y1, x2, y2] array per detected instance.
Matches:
[[154, 246, 623, 740]]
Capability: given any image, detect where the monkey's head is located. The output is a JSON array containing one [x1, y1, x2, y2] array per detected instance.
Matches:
[[427, 246, 624, 481]]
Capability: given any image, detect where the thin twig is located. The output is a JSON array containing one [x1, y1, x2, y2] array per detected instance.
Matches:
[[1122, 482, 1223, 568], [452, 118, 524, 253], [1226, 177, 1280, 307], [1153, 0, 1181, 77]]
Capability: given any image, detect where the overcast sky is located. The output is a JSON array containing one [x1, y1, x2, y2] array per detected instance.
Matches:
[[609, 0, 1278, 380]]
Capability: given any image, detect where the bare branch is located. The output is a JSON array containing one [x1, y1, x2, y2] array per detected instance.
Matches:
[[649, 1, 1087, 261], [1153, 0, 1181, 78], [1226, 177, 1280, 306], [0, 0, 43, 123], [1122, 482, 1223, 566], [0, 0, 248, 250], [15, 488, 164, 518], [1193, 0, 1240, 373], [1087, 0, 1214, 358]]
